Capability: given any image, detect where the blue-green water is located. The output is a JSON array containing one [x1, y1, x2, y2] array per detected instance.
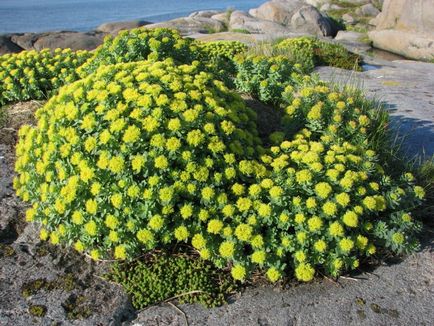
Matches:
[[0, 0, 264, 34]]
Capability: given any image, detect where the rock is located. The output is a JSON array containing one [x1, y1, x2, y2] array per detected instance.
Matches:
[[291, 5, 337, 36], [96, 20, 149, 34], [335, 30, 365, 43], [369, 30, 434, 61], [356, 3, 381, 17], [145, 16, 226, 35], [189, 10, 220, 18], [32, 31, 105, 51], [252, 0, 338, 36], [211, 12, 230, 24], [368, 0, 434, 60], [11, 31, 105, 51], [0, 129, 16, 147], [334, 31, 371, 52], [10, 33, 40, 50], [229, 11, 293, 35], [342, 14, 356, 24], [0, 35, 22, 54], [305, 0, 328, 7], [248, 8, 258, 17]]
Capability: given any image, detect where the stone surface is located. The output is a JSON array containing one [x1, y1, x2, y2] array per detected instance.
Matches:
[[342, 14, 356, 24], [33, 31, 105, 51], [96, 20, 149, 34], [334, 30, 371, 53], [317, 60, 434, 159], [145, 17, 226, 35], [229, 10, 293, 35], [369, 30, 434, 61], [369, 0, 434, 60], [211, 13, 229, 24], [0, 35, 23, 54], [130, 228, 433, 325], [189, 10, 221, 18], [356, 3, 381, 17], [251, 0, 337, 36]]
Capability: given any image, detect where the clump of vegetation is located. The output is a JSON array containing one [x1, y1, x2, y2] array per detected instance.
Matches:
[[0, 243, 16, 258], [78, 28, 200, 77], [0, 48, 90, 105], [28, 304, 47, 317], [21, 273, 77, 298], [9, 29, 426, 287], [108, 253, 236, 308], [62, 295, 92, 320], [276, 37, 362, 72]]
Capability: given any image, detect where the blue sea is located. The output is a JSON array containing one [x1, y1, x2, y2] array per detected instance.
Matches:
[[0, 0, 265, 34]]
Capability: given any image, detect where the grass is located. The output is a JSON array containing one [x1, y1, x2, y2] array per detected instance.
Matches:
[[230, 28, 251, 34]]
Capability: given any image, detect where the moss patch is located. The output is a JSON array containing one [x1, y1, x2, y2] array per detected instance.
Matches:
[[62, 295, 92, 320], [21, 273, 78, 299], [0, 243, 16, 258], [28, 304, 47, 317]]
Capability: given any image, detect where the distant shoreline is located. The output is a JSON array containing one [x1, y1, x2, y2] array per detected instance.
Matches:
[[0, 0, 264, 34]]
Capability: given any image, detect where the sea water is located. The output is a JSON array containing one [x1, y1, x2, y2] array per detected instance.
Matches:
[[0, 0, 265, 34]]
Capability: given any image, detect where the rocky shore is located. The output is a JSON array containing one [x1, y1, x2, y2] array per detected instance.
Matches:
[[1, 0, 433, 61]]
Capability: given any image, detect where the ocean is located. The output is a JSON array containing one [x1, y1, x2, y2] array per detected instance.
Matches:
[[0, 0, 265, 34]]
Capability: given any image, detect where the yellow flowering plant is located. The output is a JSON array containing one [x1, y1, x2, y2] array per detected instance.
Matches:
[[77, 28, 201, 77], [0, 48, 91, 105], [13, 33, 425, 286]]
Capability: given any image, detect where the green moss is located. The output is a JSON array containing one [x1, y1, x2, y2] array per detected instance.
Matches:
[[21, 273, 77, 298], [62, 295, 92, 320], [0, 243, 16, 258], [107, 253, 237, 309], [230, 28, 251, 34], [28, 304, 47, 317], [22, 279, 47, 298]]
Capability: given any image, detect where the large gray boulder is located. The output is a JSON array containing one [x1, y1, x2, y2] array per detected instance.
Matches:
[[32, 31, 105, 51], [10, 31, 105, 51], [250, 0, 338, 36], [96, 20, 149, 35], [0, 35, 23, 54], [229, 10, 294, 35], [144, 16, 226, 35], [368, 0, 434, 60]]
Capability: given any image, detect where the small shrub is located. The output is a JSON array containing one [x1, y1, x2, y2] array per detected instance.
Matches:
[[0, 48, 91, 105], [108, 253, 236, 308], [275, 37, 362, 72], [234, 55, 302, 104], [78, 28, 200, 77]]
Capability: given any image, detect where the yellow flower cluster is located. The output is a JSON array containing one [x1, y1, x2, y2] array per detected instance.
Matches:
[[0, 48, 90, 105], [13, 33, 424, 285]]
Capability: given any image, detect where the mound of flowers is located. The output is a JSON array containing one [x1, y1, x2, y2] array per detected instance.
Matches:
[[12, 30, 424, 285], [77, 28, 201, 77], [0, 48, 91, 105]]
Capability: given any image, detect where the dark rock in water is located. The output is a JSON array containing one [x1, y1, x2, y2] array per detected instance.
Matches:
[[33, 31, 105, 51], [10, 33, 39, 50], [0, 35, 23, 54], [96, 20, 150, 35], [10, 31, 105, 51]]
